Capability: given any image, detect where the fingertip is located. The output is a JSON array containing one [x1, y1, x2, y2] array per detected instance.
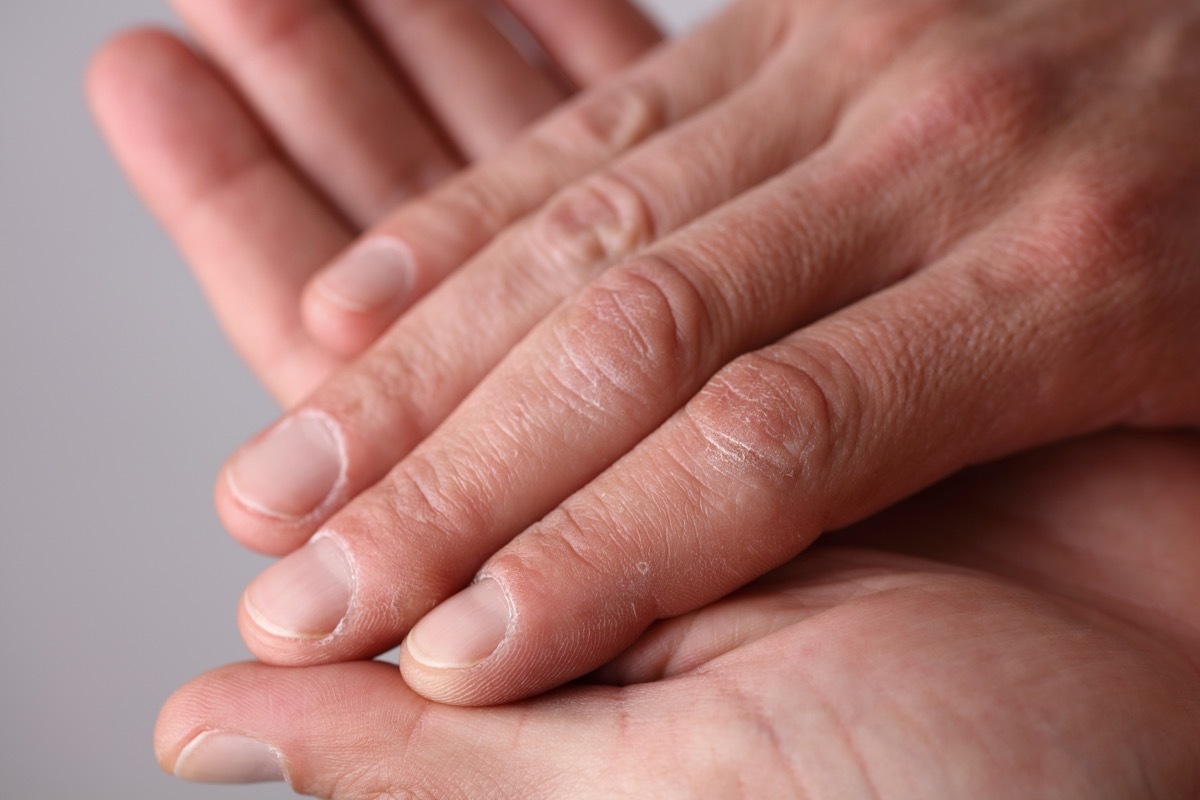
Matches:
[[86, 28, 186, 124], [397, 564, 648, 707], [213, 408, 351, 556], [213, 467, 312, 557], [301, 239, 414, 359], [398, 643, 500, 707], [153, 692, 195, 776], [235, 592, 325, 667], [153, 662, 251, 775], [240, 534, 355, 647], [87, 26, 177, 90], [301, 278, 394, 360], [399, 578, 520, 706]]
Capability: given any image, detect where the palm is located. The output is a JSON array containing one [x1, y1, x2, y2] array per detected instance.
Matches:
[[621, 553, 1197, 797], [159, 432, 1200, 797]]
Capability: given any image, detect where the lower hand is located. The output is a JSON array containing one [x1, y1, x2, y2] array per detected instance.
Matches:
[[155, 431, 1200, 797]]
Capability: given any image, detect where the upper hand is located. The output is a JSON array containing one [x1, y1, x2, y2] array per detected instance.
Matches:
[[99, 0, 1200, 705], [87, 0, 661, 402]]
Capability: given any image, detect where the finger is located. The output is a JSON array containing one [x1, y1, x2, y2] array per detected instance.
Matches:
[[399, 184, 1200, 703], [218, 25, 834, 560], [502, 0, 664, 85], [300, 5, 790, 357], [348, 0, 572, 159], [594, 429, 1200, 686], [225, 38, 1071, 646], [227, 54, 942, 658], [155, 661, 628, 796], [171, 0, 462, 226], [87, 30, 347, 404]]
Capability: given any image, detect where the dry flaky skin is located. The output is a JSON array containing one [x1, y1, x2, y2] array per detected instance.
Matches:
[[157, 432, 1200, 798], [91, 0, 1200, 795]]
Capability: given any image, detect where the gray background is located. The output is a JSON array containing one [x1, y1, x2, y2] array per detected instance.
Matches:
[[0, 1, 723, 798]]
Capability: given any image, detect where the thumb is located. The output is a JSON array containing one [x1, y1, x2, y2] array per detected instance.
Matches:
[[155, 661, 616, 798]]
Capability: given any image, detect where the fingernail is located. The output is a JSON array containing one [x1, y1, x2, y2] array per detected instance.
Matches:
[[406, 579, 511, 669], [174, 732, 285, 784], [227, 413, 343, 521], [245, 535, 354, 640], [317, 237, 414, 313]]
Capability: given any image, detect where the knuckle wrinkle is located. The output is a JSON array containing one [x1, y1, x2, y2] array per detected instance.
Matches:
[[534, 171, 657, 272], [560, 81, 666, 156]]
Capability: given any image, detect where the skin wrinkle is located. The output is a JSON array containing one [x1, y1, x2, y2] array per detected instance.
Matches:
[[572, 264, 700, 398], [339, 330, 434, 424], [825, 585, 1002, 797], [530, 504, 641, 595], [533, 168, 658, 272], [735, 654, 881, 800], [401, 445, 504, 542], [543, 326, 631, 421], [696, 352, 840, 501], [553, 79, 668, 159], [99, 0, 1200, 791], [423, 168, 518, 245], [723, 678, 807, 797]]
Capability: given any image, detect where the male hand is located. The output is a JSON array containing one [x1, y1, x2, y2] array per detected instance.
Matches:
[[154, 431, 1200, 796], [88, 0, 660, 402], [96, 0, 1200, 707]]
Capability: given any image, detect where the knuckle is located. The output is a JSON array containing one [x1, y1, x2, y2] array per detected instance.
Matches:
[[553, 80, 666, 157], [427, 169, 516, 239], [886, 47, 1058, 160], [335, 332, 443, 434], [532, 169, 657, 273], [1043, 190, 1143, 292], [548, 253, 716, 415], [508, 507, 615, 579], [685, 349, 848, 499], [1012, 165, 1162, 302], [372, 452, 490, 561], [494, 505, 660, 617]]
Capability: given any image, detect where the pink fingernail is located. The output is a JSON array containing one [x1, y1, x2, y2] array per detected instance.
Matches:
[[227, 413, 344, 521], [317, 237, 414, 313], [406, 579, 511, 669], [244, 535, 355, 640], [174, 731, 285, 784]]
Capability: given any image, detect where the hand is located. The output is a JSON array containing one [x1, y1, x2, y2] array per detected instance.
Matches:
[[109, 0, 1200, 706], [87, 0, 661, 403], [153, 431, 1200, 796]]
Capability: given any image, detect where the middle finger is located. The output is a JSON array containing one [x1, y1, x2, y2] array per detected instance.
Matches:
[[227, 64, 971, 663]]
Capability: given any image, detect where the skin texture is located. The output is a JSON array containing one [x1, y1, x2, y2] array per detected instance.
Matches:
[[87, 0, 661, 402], [88, 3, 1200, 795], [90, 0, 1200, 708], [154, 431, 1200, 797]]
